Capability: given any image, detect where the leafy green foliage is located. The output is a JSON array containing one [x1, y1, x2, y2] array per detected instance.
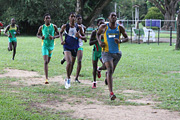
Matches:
[[144, 7, 164, 20], [0, 0, 76, 34]]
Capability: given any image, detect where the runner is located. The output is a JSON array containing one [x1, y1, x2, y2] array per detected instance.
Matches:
[[36, 13, 59, 84], [89, 18, 106, 89], [97, 12, 128, 100], [74, 14, 87, 83], [4, 18, 20, 60], [59, 12, 84, 89]]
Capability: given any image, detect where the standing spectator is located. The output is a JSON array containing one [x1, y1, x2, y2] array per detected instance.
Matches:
[[0, 21, 4, 35]]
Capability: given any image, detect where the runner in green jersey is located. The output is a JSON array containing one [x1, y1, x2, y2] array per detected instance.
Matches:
[[37, 13, 59, 84], [4, 18, 20, 60], [89, 18, 106, 89]]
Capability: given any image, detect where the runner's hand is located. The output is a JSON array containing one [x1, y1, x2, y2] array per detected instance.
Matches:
[[99, 41, 105, 47], [78, 25, 82, 29], [84, 38, 87, 42], [61, 41, 65, 45], [75, 32, 80, 38], [42, 36, 45, 40], [114, 38, 120, 44], [8, 33, 12, 38], [49, 34, 54, 40]]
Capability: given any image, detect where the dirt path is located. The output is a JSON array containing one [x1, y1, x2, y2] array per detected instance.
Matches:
[[0, 68, 180, 120]]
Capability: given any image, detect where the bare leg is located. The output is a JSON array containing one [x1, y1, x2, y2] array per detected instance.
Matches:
[[69, 56, 76, 76], [98, 58, 106, 70], [48, 57, 51, 63], [43, 55, 49, 80], [12, 42, 17, 60], [104, 60, 114, 93], [75, 50, 83, 80], [8, 42, 12, 51], [92, 60, 98, 82], [64, 51, 72, 79]]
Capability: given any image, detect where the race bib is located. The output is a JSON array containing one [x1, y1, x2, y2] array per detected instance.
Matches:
[[108, 35, 115, 38]]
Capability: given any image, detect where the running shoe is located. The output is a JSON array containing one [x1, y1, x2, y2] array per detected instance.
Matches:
[[97, 70, 101, 78], [110, 94, 116, 100], [97, 67, 101, 78], [65, 78, 71, 89], [92, 82, 96, 89], [61, 58, 66, 64], [105, 78, 108, 85], [75, 79, 81, 83], [45, 79, 49, 84]]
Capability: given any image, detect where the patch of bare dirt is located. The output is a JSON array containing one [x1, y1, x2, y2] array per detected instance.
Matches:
[[38, 99, 180, 120], [163, 71, 180, 74], [1, 68, 180, 120], [0, 68, 40, 78], [123, 90, 143, 94]]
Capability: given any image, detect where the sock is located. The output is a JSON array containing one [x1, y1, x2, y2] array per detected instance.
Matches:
[[110, 92, 114, 95], [97, 67, 101, 71]]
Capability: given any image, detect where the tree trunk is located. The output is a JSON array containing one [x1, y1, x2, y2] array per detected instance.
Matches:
[[175, 11, 180, 50], [76, 0, 82, 15], [148, 0, 178, 30], [162, 10, 176, 30], [82, 0, 113, 27]]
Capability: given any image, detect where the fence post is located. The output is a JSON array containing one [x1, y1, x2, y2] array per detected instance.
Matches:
[[170, 26, 172, 46], [138, 29, 140, 44], [150, 19, 152, 29], [148, 30, 150, 45], [131, 27, 132, 43], [158, 27, 160, 45], [175, 21, 177, 32], [127, 20, 129, 29]]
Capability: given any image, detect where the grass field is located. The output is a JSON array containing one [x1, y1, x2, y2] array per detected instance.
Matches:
[[0, 36, 180, 119]]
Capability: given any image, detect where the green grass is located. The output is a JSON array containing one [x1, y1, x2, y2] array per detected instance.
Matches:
[[0, 36, 180, 119]]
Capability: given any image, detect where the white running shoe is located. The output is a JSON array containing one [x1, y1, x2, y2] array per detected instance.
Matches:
[[65, 79, 69, 89], [65, 78, 71, 89], [67, 79, 71, 88]]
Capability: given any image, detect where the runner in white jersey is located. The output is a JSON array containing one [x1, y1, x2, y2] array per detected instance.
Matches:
[[74, 14, 87, 83]]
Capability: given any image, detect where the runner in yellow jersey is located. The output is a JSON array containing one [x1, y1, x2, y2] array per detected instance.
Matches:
[[37, 13, 59, 84], [97, 12, 128, 100], [4, 18, 20, 60]]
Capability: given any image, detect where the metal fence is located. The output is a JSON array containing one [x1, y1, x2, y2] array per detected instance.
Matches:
[[86, 20, 177, 45]]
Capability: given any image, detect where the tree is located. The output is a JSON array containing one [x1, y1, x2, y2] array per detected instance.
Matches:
[[0, 0, 112, 34], [144, 7, 164, 20], [0, 0, 76, 34], [76, 0, 113, 26], [148, 0, 180, 30], [176, 11, 180, 50]]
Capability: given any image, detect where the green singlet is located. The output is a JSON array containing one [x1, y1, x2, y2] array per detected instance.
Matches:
[[41, 23, 55, 57]]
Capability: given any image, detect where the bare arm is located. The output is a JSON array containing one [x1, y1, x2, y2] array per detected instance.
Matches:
[[114, 26, 129, 44], [81, 25, 87, 42], [36, 25, 44, 39], [75, 31, 87, 42], [83, 26, 86, 33], [96, 24, 107, 47], [78, 25, 85, 36], [53, 25, 60, 39], [59, 24, 66, 45], [4, 25, 10, 37], [16, 25, 20, 35], [120, 26, 128, 43], [89, 30, 97, 46]]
